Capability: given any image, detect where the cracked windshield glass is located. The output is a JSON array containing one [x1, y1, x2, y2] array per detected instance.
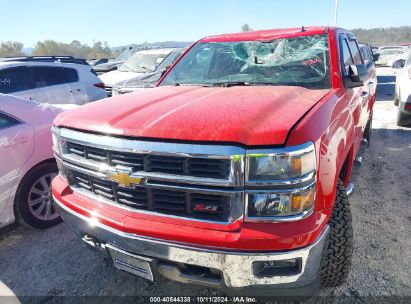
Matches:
[[161, 34, 331, 89]]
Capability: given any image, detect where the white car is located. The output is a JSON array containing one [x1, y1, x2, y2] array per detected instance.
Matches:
[[0, 59, 107, 105], [99, 48, 176, 96], [394, 53, 411, 126], [0, 94, 64, 229], [375, 48, 409, 67]]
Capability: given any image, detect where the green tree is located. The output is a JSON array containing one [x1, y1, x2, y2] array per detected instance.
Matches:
[[0, 41, 24, 57], [32, 39, 113, 59]]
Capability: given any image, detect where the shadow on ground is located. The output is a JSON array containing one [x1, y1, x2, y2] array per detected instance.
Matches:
[[376, 75, 396, 102]]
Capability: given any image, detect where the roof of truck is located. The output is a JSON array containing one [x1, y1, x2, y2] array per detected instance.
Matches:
[[200, 26, 334, 42]]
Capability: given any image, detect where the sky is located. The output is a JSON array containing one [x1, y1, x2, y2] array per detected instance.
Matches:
[[2, 0, 409, 48]]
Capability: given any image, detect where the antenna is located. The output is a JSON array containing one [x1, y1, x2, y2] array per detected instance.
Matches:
[[334, 0, 339, 26]]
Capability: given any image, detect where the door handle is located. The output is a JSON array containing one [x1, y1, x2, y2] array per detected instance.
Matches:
[[361, 91, 369, 98], [367, 82, 374, 86]]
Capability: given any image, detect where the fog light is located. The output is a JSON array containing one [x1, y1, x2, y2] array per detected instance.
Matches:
[[252, 258, 302, 277]]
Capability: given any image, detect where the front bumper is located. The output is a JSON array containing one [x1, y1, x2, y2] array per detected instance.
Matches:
[[54, 194, 329, 292]]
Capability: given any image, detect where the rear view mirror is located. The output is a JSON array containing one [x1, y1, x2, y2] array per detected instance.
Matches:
[[392, 59, 405, 69], [345, 64, 368, 88], [372, 53, 379, 62]]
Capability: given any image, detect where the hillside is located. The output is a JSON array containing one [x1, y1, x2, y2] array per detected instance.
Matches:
[[352, 26, 411, 46]]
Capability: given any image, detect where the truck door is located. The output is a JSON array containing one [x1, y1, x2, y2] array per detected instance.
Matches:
[[339, 34, 370, 151], [346, 36, 371, 132]]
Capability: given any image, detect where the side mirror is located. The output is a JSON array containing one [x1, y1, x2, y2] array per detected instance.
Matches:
[[392, 59, 405, 69], [372, 53, 379, 62], [345, 64, 368, 88], [160, 65, 172, 77]]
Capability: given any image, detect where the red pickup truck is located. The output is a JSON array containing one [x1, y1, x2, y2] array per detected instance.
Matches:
[[51, 27, 376, 296]]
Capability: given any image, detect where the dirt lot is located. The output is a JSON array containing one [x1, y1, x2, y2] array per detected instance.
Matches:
[[0, 67, 410, 303]]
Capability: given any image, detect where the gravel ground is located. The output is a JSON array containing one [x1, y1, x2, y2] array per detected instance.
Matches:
[[0, 67, 410, 303]]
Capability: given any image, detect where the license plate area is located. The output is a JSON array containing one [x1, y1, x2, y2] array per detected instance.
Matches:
[[106, 244, 154, 281]]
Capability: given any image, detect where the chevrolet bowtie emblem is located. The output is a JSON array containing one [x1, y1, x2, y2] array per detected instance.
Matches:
[[108, 170, 144, 187]]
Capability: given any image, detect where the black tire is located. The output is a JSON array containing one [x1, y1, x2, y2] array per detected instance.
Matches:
[[396, 107, 410, 127], [320, 180, 353, 287], [14, 161, 62, 229]]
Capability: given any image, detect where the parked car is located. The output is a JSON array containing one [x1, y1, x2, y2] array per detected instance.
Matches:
[[92, 47, 138, 75], [0, 59, 107, 105], [112, 48, 185, 95], [0, 94, 67, 229], [52, 27, 375, 297], [87, 58, 109, 66], [374, 48, 409, 67], [377, 45, 408, 52], [394, 53, 411, 126], [100, 48, 176, 96]]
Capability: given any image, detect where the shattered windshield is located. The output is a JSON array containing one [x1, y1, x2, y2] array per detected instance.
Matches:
[[119, 52, 168, 73], [161, 35, 331, 89]]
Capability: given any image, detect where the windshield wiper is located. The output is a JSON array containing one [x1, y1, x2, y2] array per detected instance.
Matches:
[[209, 81, 252, 87]]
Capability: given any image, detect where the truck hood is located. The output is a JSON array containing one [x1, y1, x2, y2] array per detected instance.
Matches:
[[54, 86, 329, 146]]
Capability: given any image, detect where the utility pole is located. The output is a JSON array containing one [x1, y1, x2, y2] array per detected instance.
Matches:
[[334, 0, 339, 26]]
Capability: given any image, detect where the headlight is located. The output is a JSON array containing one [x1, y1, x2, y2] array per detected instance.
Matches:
[[246, 185, 315, 221], [246, 142, 316, 182], [245, 142, 316, 222]]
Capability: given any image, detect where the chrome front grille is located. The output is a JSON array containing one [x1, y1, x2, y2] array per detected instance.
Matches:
[[66, 142, 230, 179], [105, 85, 113, 97], [67, 170, 229, 221], [57, 128, 245, 224]]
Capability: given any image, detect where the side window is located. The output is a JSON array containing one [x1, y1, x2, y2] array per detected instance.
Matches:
[[360, 46, 371, 62], [0, 112, 20, 130], [31, 67, 67, 88], [340, 37, 353, 75], [0, 68, 29, 94], [347, 39, 363, 65], [170, 45, 214, 81], [63, 68, 79, 83]]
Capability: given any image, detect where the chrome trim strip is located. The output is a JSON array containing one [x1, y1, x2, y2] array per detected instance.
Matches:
[[59, 128, 246, 158], [54, 194, 330, 288], [59, 153, 237, 187], [246, 142, 315, 157], [70, 187, 244, 225]]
